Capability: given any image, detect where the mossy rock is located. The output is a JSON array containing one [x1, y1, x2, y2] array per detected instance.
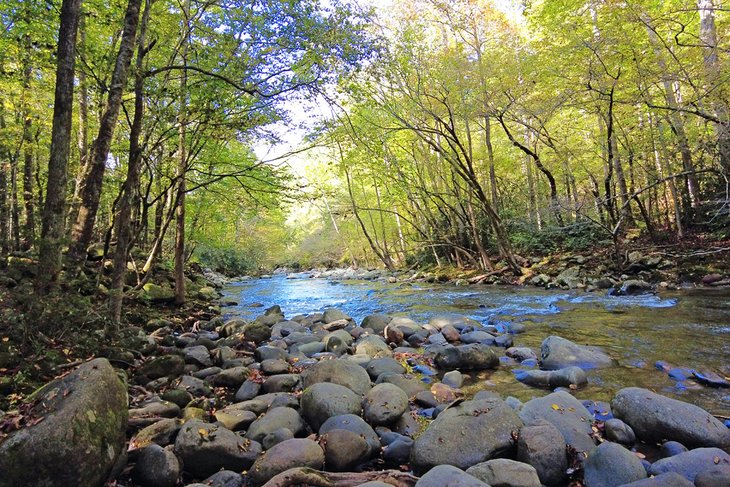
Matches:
[[0, 358, 128, 487], [197, 286, 218, 301], [140, 283, 175, 303]]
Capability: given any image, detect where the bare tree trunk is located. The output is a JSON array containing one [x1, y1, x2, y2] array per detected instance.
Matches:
[[0, 102, 8, 254], [68, 0, 142, 263], [67, 14, 89, 235], [174, 0, 191, 305], [36, 0, 83, 294], [611, 130, 636, 227], [109, 0, 151, 321], [643, 15, 700, 207], [485, 115, 499, 210], [10, 154, 20, 251], [697, 0, 730, 176]]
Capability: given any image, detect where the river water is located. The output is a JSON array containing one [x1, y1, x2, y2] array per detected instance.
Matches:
[[221, 275, 730, 417]]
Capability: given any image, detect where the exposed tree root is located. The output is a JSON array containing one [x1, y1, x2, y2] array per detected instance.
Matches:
[[261, 467, 419, 487]]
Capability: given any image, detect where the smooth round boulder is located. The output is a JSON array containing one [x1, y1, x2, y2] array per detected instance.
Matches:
[[604, 418, 636, 445], [583, 441, 646, 487], [612, 388, 730, 449], [247, 438, 324, 487], [540, 336, 613, 370], [466, 458, 541, 487], [519, 391, 596, 454], [355, 335, 392, 358], [301, 382, 363, 431], [319, 414, 380, 455], [301, 359, 372, 395], [411, 397, 523, 473], [517, 420, 567, 486], [514, 366, 587, 389], [321, 428, 371, 471], [433, 343, 499, 371], [0, 358, 128, 487], [362, 383, 409, 426], [366, 357, 406, 379], [648, 448, 730, 482], [361, 314, 391, 334], [694, 465, 730, 487], [133, 444, 180, 487], [174, 420, 262, 477], [245, 407, 306, 443], [415, 465, 490, 487], [618, 472, 695, 487]]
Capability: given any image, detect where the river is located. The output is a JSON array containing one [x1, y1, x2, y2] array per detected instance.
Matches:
[[221, 274, 730, 417]]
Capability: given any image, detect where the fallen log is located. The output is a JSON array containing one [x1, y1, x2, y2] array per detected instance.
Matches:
[[262, 467, 419, 487]]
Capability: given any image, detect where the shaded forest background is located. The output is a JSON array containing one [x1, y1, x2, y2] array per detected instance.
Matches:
[[0, 0, 728, 319]]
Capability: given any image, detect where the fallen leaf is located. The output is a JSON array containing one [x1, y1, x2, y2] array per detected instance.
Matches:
[[551, 404, 561, 410]]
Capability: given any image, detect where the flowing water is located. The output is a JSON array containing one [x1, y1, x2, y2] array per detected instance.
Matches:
[[221, 275, 730, 417]]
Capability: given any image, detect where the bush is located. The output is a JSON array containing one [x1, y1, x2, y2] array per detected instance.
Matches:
[[195, 245, 263, 276]]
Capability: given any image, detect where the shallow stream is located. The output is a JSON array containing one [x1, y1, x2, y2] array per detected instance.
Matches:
[[221, 275, 730, 416]]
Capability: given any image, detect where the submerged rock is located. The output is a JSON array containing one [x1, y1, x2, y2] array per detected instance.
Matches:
[[0, 358, 128, 487], [540, 336, 613, 370]]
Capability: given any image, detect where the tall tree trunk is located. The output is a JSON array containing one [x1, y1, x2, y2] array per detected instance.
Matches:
[[643, 15, 700, 207], [36, 0, 83, 293], [697, 0, 730, 177], [68, 0, 142, 263], [109, 0, 151, 321], [10, 155, 20, 251], [174, 0, 191, 305], [67, 14, 89, 235], [0, 102, 8, 254], [485, 115, 499, 210], [611, 130, 635, 227], [21, 31, 35, 250]]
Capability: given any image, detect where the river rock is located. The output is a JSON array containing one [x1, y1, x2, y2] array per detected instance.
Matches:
[[243, 321, 272, 344], [262, 373, 301, 393], [247, 438, 324, 486], [519, 391, 596, 453], [213, 408, 257, 431], [618, 472, 695, 487], [245, 407, 306, 443], [540, 336, 613, 370], [319, 414, 380, 455], [517, 419, 567, 486], [432, 343, 499, 370], [383, 434, 414, 464], [0, 358, 128, 487], [301, 382, 362, 430], [323, 308, 352, 323], [514, 366, 587, 389], [235, 379, 261, 401], [174, 420, 261, 477], [321, 428, 371, 471], [184, 345, 213, 367], [612, 387, 730, 449], [129, 418, 181, 450], [355, 335, 392, 358], [613, 280, 653, 296], [415, 465, 490, 487], [377, 372, 429, 397], [362, 383, 409, 426], [583, 441, 646, 487], [301, 358, 372, 395], [139, 354, 185, 379], [604, 418, 636, 445], [361, 314, 391, 334], [133, 444, 180, 487], [366, 357, 406, 379], [212, 366, 249, 387], [648, 448, 730, 482], [411, 397, 523, 473], [507, 347, 538, 362], [202, 470, 245, 487], [694, 464, 730, 487], [466, 458, 541, 487]]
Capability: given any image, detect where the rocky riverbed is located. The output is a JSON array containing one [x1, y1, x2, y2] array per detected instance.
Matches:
[[1, 287, 729, 487]]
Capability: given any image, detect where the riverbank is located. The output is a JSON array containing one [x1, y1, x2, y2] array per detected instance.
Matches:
[[1, 293, 729, 486]]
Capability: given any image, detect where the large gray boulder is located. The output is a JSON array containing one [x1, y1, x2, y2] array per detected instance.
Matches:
[[466, 458, 541, 487], [519, 391, 596, 453], [416, 465, 490, 487], [648, 448, 730, 482], [362, 383, 409, 426], [301, 358, 372, 395], [540, 336, 613, 370], [618, 472, 694, 487], [583, 442, 646, 487], [245, 407, 306, 443], [319, 414, 381, 455], [517, 420, 567, 486], [432, 343, 499, 371], [247, 438, 324, 486], [175, 420, 262, 477], [612, 388, 730, 449], [0, 358, 128, 487], [300, 382, 362, 431], [411, 397, 523, 473]]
